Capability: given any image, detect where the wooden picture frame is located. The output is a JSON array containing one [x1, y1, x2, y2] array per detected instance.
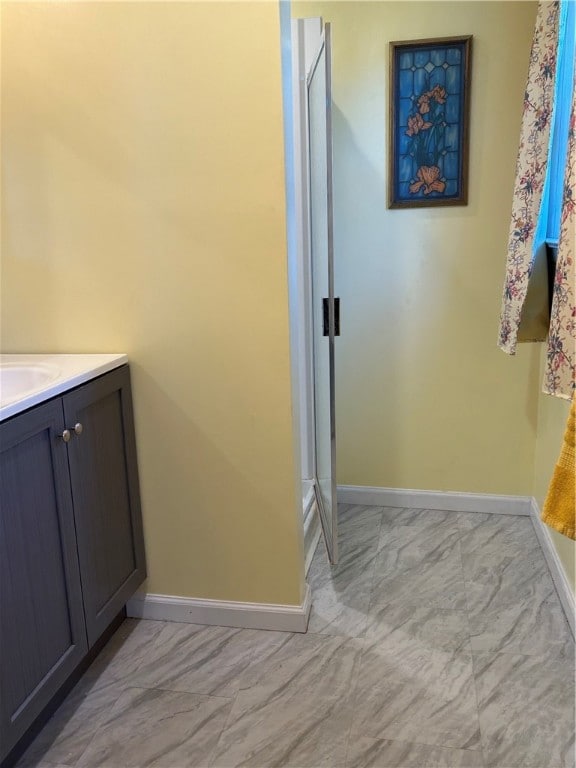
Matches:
[[388, 35, 472, 208]]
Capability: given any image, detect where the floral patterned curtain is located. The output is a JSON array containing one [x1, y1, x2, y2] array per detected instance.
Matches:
[[498, 0, 575, 400], [545, 96, 575, 398]]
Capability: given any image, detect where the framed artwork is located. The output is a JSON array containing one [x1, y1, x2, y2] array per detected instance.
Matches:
[[388, 35, 472, 208]]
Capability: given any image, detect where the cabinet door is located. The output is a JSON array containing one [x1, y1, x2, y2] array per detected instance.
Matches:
[[0, 400, 88, 760], [63, 365, 146, 647]]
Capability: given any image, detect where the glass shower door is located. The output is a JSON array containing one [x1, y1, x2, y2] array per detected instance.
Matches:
[[307, 23, 338, 564]]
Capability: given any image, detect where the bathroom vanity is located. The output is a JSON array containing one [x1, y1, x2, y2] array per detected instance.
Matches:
[[0, 355, 146, 763]]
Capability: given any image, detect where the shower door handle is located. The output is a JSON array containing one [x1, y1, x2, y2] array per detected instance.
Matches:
[[322, 298, 340, 337]]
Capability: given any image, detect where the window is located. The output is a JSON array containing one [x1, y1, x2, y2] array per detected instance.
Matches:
[[540, 0, 575, 247]]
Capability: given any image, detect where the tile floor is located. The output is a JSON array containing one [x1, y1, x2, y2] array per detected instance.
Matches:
[[17, 506, 575, 768]]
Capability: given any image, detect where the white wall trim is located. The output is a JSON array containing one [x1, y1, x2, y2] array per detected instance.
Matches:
[[303, 484, 321, 574], [338, 485, 532, 515], [303, 479, 315, 514], [126, 583, 312, 634], [530, 498, 575, 638]]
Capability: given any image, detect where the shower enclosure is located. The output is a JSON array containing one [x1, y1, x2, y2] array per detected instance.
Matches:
[[291, 18, 338, 565]]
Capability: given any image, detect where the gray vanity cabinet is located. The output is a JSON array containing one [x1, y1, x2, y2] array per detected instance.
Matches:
[[0, 365, 146, 763], [64, 366, 146, 647], [0, 400, 88, 759]]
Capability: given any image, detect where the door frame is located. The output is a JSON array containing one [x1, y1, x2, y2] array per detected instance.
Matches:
[[290, 16, 323, 488]]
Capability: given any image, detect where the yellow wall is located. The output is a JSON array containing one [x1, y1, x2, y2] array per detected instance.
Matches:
[[293, 0, 541, 494], [533, 347, 575, 591], [1, 1, 304, 605]]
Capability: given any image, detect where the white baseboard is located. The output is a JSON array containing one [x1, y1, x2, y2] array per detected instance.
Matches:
[[530, 499, 575, 638], [126, 583, 312, 634], [337, 485, 532, 515]]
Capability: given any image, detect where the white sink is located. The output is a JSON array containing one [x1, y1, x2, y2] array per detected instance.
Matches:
[[0, 354, 128, 421], [0, 363, 61, 405]]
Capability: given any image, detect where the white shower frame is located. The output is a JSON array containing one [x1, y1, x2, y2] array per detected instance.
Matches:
[[292, 17, 321, 482], [288, 16, 324, 566]]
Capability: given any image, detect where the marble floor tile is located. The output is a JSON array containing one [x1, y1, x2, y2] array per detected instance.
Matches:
[[129, 622, 262, 697], [82, 618, 165, 692], [308, 548, 375, 589], [339, 504, 384, 533], [346, 736, 485, 767], [462, 549, 556, 601], [378, 510, 463, 559], [350, 643, 481, 750], [16, 676, 123, 768], [312, 518, 380, 580], [338, 504, 384, 528], [336, 510, 383, 565], [211, 633, 362, 767], [463, 547, 573, 656], [379, 508, 461, 548], [307, 520, 380, 637], [76, 687, 232, 768], [467, 589, 574, 657], [16, 506, 574, 768], [307, 574, 373, 637], [211, 690, 352, 767], [364, 600, 472, 654], [237, 631, 364, 698], [371, 529, 467, 611], [17, 764, 73, 768], [381, 507, 460, 526], [473, 652, 575, 767], [457, 513, 540, 558]]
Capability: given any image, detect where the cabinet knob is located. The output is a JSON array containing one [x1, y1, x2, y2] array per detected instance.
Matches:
[[61, 429, 72, 443], [74, 423, 83, 436]]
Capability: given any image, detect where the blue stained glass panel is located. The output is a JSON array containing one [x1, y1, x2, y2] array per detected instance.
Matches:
[[399, 69, 414, 97], [443, 151, 459, 179], [445, 94, 460, 122], [429, 68, 446, 89], [399, 52, 413, 69], [414, 50, 429, 67], [430, 48, 446, 66], [414, 68, 427, 94], [446, 47, 461, 65], [445, 65, 461, 95], [444, 124, 459, 151], [390, 37, 470, 206], [399, 97, 413, 125], [399, 155, 415, 184], [399, 132, 412, 154]]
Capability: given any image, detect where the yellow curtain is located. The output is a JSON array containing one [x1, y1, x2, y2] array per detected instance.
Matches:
[[542, 397, 575, 539]]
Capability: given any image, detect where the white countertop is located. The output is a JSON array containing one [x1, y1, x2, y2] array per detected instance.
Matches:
[[0, 354, 128, 421]]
